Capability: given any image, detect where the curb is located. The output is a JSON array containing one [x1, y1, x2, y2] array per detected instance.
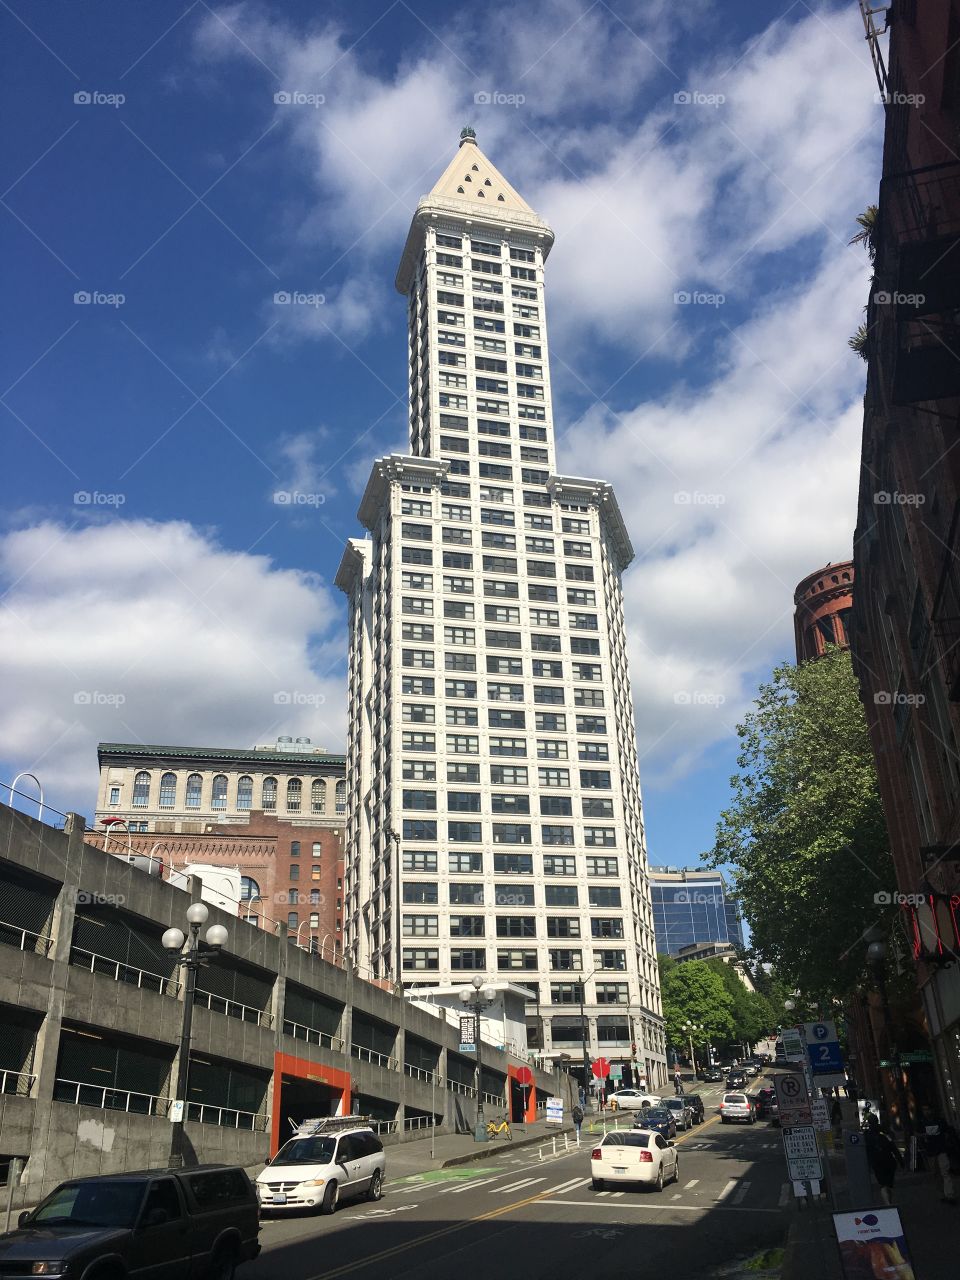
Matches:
[[440, 1126, 575, 1168]]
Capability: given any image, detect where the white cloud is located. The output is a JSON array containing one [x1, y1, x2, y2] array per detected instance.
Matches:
[[0, 521, 346, 813]]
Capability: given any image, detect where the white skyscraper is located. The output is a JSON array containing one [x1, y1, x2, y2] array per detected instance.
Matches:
[[336, 129, 666, 1086]]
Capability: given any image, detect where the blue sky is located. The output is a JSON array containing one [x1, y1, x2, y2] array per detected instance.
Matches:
[[1, 1, 882, 865]]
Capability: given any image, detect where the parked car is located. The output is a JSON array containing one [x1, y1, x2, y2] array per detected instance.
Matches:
[[0, 1165, 260, 1280], [753, 1086, 776, 1117], [719, 1092, 756, 1125], [591, 1129, 679, 1192], [683, 1093, 706, 1124], [606, 1088, 661, 1111], [662, 1096, 694, 1131], [634, 1106, 677, 1141], [698, 1066, 724, 1083], [256, 1123, 385, 1214]]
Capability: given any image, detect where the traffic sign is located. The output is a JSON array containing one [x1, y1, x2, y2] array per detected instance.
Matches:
[[782, 1125, 823, 1182], [810, 1098, 831, 1131], [804, 1020, 845, 1088], [804, 1020, 838, 1045], [780, 1028, 806, 1061], [515, 1066, 533, 1086], [592, 1057, 611, 1079], [774, 1070, 812, 1126]]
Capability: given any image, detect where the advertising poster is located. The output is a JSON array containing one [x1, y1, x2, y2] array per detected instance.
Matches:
[[832, 1208, 916, 1280]]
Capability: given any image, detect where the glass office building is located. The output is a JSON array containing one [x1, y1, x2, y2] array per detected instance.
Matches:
[[650, 868, 745, 956]]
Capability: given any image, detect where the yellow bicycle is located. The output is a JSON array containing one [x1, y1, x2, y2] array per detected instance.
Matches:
[[486, 1116, 513, 1141]]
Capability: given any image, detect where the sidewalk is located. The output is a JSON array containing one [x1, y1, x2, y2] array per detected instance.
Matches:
[[782, 1103, 958, 1280]]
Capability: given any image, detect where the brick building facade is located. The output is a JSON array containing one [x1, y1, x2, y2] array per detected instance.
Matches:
[[793, 561, 854, 662]]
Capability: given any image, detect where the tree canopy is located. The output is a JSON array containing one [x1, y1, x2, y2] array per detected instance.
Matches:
[[707, 647, 892, 1001], [658, 956, 735, 1051]]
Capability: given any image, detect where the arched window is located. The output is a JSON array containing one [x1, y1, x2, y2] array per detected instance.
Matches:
[[287, 778, 302, 812], [132, 771, 150, 808], [240, 876, 260, 901], [290, 841, 300, 857], [185, 774, 202, 809], [237, 776, 253, 810], [312, 842, 321, 856], [262, 777, 277, 810], [311, 779, 326, 814], [335, 780, 347, 814], [159, 772, 177, 809], [211, 775, 228, 810], [287, 912, 298, 930]]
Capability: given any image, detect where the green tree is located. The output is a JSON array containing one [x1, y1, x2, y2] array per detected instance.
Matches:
[[704, 959, 777, 1048], [659, 957, 735, 1054], [708, 647, 892, 1001]]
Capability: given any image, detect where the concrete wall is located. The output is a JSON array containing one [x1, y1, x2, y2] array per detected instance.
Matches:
[[0, 802, 573, 1205]]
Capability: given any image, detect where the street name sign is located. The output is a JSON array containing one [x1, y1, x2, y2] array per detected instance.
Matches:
[[774, 1070, 812, 1126], [782, 1124, 824, 1182]]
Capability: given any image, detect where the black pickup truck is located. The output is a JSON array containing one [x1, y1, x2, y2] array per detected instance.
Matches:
[[0, 1164, 260, 1280]]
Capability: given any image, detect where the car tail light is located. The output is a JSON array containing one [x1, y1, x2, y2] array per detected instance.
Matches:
[[639, 1151, 653, 1162], [719, 1101, 724, 1109], [591, 1148, 602, 1160]]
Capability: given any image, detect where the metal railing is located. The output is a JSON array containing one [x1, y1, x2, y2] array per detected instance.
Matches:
[[185, 1101, 269, 1132], [195, 988, 272, 1027], [282, 1019, 343, 1051], [53, 1077, 166, 1116], [446, 1078, 476, 1097], [403, 1115, 436, 1130], [0, 1069, 36, 1097], [370, 1119, 398, 1134], [403, 1063, 438, 1083], [70, 946, 179, 996], [483, 1090, 503, 1106], [0, 918, 53, 956], [351, 1044, 398, 1070]]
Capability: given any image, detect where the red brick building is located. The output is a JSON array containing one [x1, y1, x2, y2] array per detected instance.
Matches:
[[793, 561, 854, 662], [850, 0, 960, 1125]]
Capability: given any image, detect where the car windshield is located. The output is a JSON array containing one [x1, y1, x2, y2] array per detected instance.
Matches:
[[273, 1136, 337, 1165], [664, 1099, 684, 1109], [604, 1132, 650, 1147], [32, 1182, 146, 1229], [643, 1109, 671, 1121]]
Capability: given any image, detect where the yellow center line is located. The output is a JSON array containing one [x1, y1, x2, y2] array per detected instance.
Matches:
[[307, 1107, 736, 1279]]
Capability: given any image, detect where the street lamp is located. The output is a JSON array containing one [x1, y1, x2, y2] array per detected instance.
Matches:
[[385, 829, 402, 994], [162, 902, 229, 1167], [681, 1021, 704, 1074], [866, 937, 913, 1137], [577, 969, 599, 1099], [459, 975, 497, 1141]]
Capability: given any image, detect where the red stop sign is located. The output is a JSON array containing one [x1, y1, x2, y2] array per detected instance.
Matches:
[[592, 1058, 611, 1079], [515, 1066, 533, 1086]]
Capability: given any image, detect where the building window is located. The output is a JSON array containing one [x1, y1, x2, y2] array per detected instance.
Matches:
[[240, 876, 260, 901], [290, 865, 300, 881], [287, 912, 298, 930], [185, 774, 202, 809], [336, 780, 347, 814], [262, 777, 277, 810], [211, 775, 228, 810], [132, 771, 150, 808], [291, 841, 300, 857], [312, 842, 321, 856], [108, 785, 120, 806], [159, 772, 176, 809], [312, 865, 321, 880], [237, 775, 253, 810], [312, 780, 326, 814], [287, 777, 302, 812]]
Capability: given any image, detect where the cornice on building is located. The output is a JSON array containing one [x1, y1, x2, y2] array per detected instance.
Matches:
[[356, 454, 448, 531], [97, 743, 346, 769], [334, 537, 372, 594], [548, 474, 635, 571]]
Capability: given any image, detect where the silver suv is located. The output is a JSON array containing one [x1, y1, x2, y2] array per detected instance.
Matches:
[[257, 1122, 385, 1214], [720, 1092, 755, 1125]]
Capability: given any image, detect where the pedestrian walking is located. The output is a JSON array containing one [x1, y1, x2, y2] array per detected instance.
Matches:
[[922, 1110, 960, 1205], [864, 1113, 903, 1206], [572, 1103, 584, 1137], [674, 1070, 683, 1096], [578, 1085, 586, 1109]]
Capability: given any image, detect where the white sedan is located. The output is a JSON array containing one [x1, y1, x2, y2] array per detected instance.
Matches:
[[591, 1130, 679, 1192], [605, 1089, 661, 1111]]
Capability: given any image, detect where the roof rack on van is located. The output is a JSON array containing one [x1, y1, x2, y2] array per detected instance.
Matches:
[[290, 1116, 373, 1136]]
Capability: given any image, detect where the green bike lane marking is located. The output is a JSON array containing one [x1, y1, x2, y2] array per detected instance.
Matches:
[[390, 1166, 501, 1186]]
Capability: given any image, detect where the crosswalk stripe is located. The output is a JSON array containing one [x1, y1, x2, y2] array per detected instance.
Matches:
[[609, 1191, 624, 1197], [732, 1182, 751, 1206], [778, 1183, 791, 1208], [685, 1179, 700, 1188], [492, 1177, 544, 1194], [545, 1177, 590, 1196], [716, 1179, 738, 1202], [438, 1177, 501, 1194]]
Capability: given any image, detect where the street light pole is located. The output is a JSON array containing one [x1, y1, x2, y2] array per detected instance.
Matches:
[[163, 902, 229, 1168], [460, 975, 496, 1141]]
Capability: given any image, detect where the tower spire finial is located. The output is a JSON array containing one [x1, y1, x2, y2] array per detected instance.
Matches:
[[459, 125, 477, 147]]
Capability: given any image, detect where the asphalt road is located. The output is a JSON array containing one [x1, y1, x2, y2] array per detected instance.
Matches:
[[244, 1081, 790, 1280]]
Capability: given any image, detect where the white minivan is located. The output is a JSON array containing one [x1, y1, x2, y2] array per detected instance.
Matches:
[[256, 1124, 385, 1215]]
